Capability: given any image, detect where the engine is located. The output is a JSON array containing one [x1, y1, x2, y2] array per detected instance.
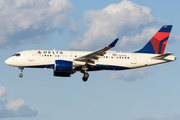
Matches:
[[54, 60, 76, 77]]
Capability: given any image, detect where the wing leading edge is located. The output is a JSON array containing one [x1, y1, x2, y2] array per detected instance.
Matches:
[[74, 38, 119, 66]]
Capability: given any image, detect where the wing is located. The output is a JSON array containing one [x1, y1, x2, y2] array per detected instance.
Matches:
[[151, 52, 173, 60], [74, 38, 119, 66]]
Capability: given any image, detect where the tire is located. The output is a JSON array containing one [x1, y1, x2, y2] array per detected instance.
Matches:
[[19, 74, 23, 78], [82, 77, 88, 82], [84, 73, 89, 78]]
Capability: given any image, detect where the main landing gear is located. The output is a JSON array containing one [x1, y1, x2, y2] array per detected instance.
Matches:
[[19, 67, 24, 78], [82, 72, 89, 82], [81, 65, 89, 82]]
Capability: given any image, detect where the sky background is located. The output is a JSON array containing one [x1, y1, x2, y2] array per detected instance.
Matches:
[[0, 0, 180, 120]]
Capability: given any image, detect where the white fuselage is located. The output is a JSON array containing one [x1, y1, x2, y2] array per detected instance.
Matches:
[[5, 50, 176, 71], [4, 25, 175, 81]]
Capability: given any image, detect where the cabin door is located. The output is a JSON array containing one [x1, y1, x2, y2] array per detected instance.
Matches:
[[28, 51, 34, 61], [131, 54, 136, 64]]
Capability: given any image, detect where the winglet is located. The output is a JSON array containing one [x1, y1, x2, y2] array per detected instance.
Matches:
[[108, 38, 119, 47]]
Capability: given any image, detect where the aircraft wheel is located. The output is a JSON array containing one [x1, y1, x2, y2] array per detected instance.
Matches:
[[82, 73, 89, 82], [19, 74, 23, 78], [82, 77, 88, 82], [84, 73, 89, 78]]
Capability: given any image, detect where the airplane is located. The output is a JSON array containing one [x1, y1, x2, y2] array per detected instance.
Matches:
[[5, 25, 176, 82]]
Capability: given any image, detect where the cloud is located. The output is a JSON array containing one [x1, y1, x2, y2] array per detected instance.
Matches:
[[0, 86, 10, 99], [134, 114, 180, 120], [174, 35, 180, 41], [110, 68, 150, 81], [0, 0, 72, 48], [118, 27, 158, 51], [0, 86, 38, 118], [0, 99, 38, 118], [67, 17, 81, 38], [70, 0, 161, 51]]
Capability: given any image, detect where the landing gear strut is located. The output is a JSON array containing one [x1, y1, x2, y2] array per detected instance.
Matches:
[[19, 67, 24, 78]]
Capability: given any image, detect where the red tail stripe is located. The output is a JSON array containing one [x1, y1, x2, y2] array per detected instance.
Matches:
[[160, 40, 168, 54], [151, 37, 160, 54], [154, 32, 170, 41]]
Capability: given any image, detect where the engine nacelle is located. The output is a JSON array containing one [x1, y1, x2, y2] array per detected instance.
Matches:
[[54, 60, 76, 77]]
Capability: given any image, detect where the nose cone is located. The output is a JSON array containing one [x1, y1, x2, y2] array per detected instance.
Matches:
[[5, 58, 14, 66]]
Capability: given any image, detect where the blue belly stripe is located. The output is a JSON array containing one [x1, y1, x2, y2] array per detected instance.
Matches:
[[23, 64, 130, 71]]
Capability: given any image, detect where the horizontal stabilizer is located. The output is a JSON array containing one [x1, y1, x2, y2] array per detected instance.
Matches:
[[151, 52, 173, 59]]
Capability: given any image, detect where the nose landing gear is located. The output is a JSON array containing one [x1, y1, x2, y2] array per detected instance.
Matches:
[[19, 73, 23, 78], [19, 67, 24, 78]]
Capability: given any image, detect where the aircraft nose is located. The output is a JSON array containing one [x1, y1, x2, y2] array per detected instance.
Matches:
[[5, 58, 10, 65], [5, 58, 14, 66]]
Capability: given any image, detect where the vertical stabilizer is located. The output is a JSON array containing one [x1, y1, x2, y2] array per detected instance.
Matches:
[[135, 25, 173, 54]]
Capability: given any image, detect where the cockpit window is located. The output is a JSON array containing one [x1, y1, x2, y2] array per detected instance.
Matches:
[[12, 53, 21, 57]]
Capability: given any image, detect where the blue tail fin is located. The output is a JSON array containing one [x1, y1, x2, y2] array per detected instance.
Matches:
[[135, 25, 173, 54]]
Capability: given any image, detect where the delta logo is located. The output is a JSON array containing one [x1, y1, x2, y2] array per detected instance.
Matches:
[[37, 51, 41, 54]]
